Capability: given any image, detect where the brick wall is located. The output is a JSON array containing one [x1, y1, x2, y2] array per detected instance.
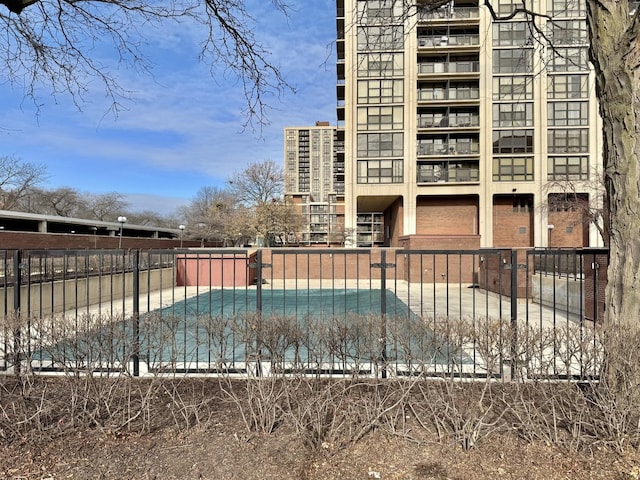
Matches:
[[548, 210, 589, 247], [416, 196, 479, 235], [386, 197, 404, 246], [0, 231, 200, 250], [262, 248, 395, 281], [478, 248, 530, 299], [492, 196, 533, 248], [399, 235, 481, 284]]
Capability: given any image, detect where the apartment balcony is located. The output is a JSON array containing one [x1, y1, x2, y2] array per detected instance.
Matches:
[[417, 114, 480, 129], [418, 61, 480, 76], [419, 6, 480, 22], [417, 162, 480, 184], [417, 142, 480, 156], [418, 34, 480, 48], [336, 38, 344, 61], [417, 87, 479, 103], [337, 60, 345, 82]]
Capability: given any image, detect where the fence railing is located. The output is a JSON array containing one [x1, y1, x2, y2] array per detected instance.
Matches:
[[0, 247, 608, 380]]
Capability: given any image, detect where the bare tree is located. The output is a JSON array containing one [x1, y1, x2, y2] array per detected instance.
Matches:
[[0, 155, 47, 210], [77, 192, 128, 221], [255, 199, 304, 246], [0, 0, 291, 126], [227, 160, 284, 206], [22, 187, 81, 217], [179, 186, 246, 245], [124, 210, 177, 228]]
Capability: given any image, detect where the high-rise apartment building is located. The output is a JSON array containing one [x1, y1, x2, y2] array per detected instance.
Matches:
[[336, 0, 604, 248], [284, 122, 346, 245]]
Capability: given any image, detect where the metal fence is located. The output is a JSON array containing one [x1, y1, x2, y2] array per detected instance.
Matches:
[[0, 247, 608, 381]]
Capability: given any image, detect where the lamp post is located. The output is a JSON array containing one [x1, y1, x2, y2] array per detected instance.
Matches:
[[547, 224, 554, 248], [117, 216, 127, 249], [179, 224, 186, 248], [197, 223, 206, 247], [91, 226, 98, 248]]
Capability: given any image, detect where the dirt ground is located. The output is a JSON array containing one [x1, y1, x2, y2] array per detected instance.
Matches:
[[3, 427, 640, 480], [2, 378, 640, 480]]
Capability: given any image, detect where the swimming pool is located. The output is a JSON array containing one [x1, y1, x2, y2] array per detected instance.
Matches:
[[33, 289, 471, 374], [141, 289, 467, 371], [159, 288, 413, 318]]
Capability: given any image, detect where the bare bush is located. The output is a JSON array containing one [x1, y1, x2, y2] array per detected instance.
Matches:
[[5, 309, 640, 458]]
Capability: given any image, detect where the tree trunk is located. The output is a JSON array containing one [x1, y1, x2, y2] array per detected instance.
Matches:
[[587, 0, 640, 325]]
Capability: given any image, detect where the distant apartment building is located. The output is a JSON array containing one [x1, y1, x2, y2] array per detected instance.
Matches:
[[284, 122, 346, 245], [335, 0, 604, 248]]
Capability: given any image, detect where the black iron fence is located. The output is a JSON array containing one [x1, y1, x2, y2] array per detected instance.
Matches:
[[0, 247, 608, 380]]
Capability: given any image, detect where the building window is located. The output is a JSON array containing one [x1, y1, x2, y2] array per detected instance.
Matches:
[[493, 48, 533, 73], [493, 22, 531, 46], [357, 0, 404, 22], [493, 156, 534, 181], [357, 25, 404, 51], [548, 101, 589, 126], [357, 79, 403, 104], [547, 155, 589, 180], [357, 106, 404, 130], [493, 76, 533, 100], [548, 193, 588, 211], [550, 20, 588, 45], [357, 52, 404, 77], [549, 47, 589, 72], [548, 74, 588, 99], [548, 129, 589, 153], [548, 0, 586, 16], [513, 197, 533, 212], [492, 129, 534, 153], [498, 0, 533, 15], [493, 102, 534, 127], [357, 132, 403, 157], [357, 159, 403, 183]]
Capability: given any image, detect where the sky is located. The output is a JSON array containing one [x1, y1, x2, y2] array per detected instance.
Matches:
[[0, 1, 337, 217]]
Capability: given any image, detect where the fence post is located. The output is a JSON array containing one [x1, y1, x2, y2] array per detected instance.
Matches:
[[12, 250, 22, 376], [132, 250, 140, 377], [255, 249, 263, 377], [370, 250, 393, 378], [381, 250, 388, 379], [510, 249, 518, 381]]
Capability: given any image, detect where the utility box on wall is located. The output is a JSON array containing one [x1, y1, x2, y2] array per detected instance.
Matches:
[[175, 251, 257, 287]]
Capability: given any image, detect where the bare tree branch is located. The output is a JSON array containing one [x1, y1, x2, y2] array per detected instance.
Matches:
[[0, 0, 293, 125]]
